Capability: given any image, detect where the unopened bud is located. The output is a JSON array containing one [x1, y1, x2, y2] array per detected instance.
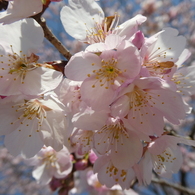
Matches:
[[74, 159, 88, 170]]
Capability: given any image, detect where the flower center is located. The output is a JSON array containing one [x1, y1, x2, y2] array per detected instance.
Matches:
[[127, 87, 150, 109], [42, 150, 57, 167], [0, 45, 39, 83], [154, 148, 177, 174], [96, 119, 129, 153], [86, 13, 120, 44], [10, 99, 52, 136], [22, 100, 45, 118], [106, 163, 127, 183], [125, 86, 163, 124], [143, 61, 175, 75], [171, 72, 192, 95], [71, 129, 94, 154], [90, 58, 125, 89], [143, 47, 175, 76]]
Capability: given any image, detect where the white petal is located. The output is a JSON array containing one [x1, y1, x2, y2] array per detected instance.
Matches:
[[110, 131, 142, 169], [4, 120, 44, 158], [0, 18, 44, 54], [148, 27, 186, 63], [114, 14, 147, 40], [21, 67, 63, 95], [33, 163, 52, 184], [0, 0, 42, 24], [60, 0, 104, 41], [72, 108, 108, 130], [65, 51, 102, 81]]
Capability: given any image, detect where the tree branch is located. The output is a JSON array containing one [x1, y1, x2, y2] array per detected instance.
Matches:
[[31, 3, 72, 61], [180, 170, 187, 195], [35, 17, 72, 60], [152, 178, 195, 195]]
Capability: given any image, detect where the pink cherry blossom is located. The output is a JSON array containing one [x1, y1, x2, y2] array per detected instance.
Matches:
[[0, 0, 63, 26], [60, 0, 146, 44], [94, 154, 135, 189], [58, 78, 85, 115], [72, 107, 108, 131], [141, 28, 186, 77], [60, 0, 105, 43], [70, 107, 108, 155], [72, 108, 145, 169], [87, 169, 109, 193], [65, 44, 141, 110], [89, 150, 98, 164], [135, 135, 195, 185], [132, 31, 145, 50], [93, 117, 143, 169], [0, 0, 194, 192], [26, 146, 72, 185], [0, 18, 63, 96], [171, 64, 195, 96], [86, 169, 132, 194], [111, 77, 190, 136], [0, 93, 69, 158], [85, 34, 125, 53], [70, 129, 95, 155]]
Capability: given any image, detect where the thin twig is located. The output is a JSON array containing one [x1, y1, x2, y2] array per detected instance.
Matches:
[[152, 178, 195, 195]]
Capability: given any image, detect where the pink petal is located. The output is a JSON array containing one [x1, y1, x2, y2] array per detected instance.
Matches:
[[65, 52, 101, 81], [80, 76, 115, 110], [110, 130, 143, 169]]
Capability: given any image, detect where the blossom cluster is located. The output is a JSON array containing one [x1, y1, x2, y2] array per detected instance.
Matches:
[[0, 0, 195, 192]]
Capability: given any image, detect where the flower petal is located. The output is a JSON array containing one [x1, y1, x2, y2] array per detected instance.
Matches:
[[60, 0, 104, 41]]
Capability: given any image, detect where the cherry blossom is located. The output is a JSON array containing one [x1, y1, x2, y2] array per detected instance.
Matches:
[[135, 135, 195, 185], [141, 28, 186, 77], [87, 169, 111, 193], [111, 77, 190, 135], [85, 34, 125, 53], [0, 0, 195, 193], [70, 107, 108, 155], [65, 43, 141, 110], [170, 64, 195, 96], [93, 117, 143, 169], [60, 0, 104, 43], [0, 18, 63, 96], [72, 109, 145, 170], [94, 154, 135, 189], [111, 77, 190, 136], [0, 92, 69, 158], [132, 31, 145, 50], [58, 78, 84, 115], [87, 169, 139, 195], [60, 0, 146, 44], [70, 129, 95, 155], [25, 146, 72, 185]]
